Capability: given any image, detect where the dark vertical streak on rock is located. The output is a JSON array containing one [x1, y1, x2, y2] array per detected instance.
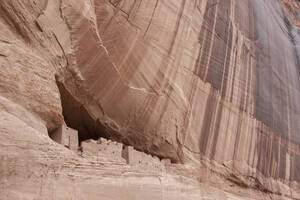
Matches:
[[232, 114, 242, 161], [257, 126, 268, 177], [199, 90, 217, 154], [239, 47, 248, 112], [194, 1, 217, 80], [221, 21, 233, 98], [245, 55, 251, 113], [206, 1, 231, 90], [291, 153, 300, 181], [194, 0, 233, 99], [290, 152, 295, 181], [278, 143, 286, 179], [247, 123, 254, 165], [230, 47, 238, 103], [210, 102, 223, 159], [265, 133, 273, 177]]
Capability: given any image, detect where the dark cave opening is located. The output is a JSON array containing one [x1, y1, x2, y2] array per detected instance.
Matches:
[[53, 76, 178, 163], [55, 78, 108, 143]]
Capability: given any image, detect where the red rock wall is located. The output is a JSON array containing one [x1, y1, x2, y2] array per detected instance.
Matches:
[[61, 0, 300, 193], [1, 0, 300, 198]]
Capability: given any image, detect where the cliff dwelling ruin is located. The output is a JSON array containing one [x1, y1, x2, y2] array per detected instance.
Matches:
[[2, 0, 300, 199], [49, 79, 172, 169], [49, 123, 171, 169]]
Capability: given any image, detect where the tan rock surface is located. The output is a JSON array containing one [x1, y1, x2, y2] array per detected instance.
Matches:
[[1, 110, 271, 200], [1, 0, 300, 199]]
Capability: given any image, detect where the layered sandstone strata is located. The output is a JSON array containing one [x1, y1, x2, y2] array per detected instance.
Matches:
[[1, 0, 300, 199]]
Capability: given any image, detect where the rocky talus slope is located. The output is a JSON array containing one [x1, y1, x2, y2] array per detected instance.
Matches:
[[1, 0, 300, 199]]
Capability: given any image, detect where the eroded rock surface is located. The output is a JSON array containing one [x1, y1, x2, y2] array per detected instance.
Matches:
[[1, 0, 300, 199]]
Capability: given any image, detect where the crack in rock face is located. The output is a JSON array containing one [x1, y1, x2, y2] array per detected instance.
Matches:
[[1, 0, 300, 199]]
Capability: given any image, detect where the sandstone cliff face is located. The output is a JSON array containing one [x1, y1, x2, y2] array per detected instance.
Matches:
[[1, 0, 300, 199]]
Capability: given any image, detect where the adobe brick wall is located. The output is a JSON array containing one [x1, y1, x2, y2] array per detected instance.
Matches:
[[80, 138, 125, 163], [50, 124, 78, 152], [161, 159, 171, 166], [81, 139, 98, 157], [97, 138, 124, 162], [50, 127, 172, 169], [122, 146, 164, 171]]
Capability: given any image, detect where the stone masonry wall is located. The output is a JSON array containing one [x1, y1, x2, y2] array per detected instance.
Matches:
[[50, 124, 78, 152], [80, 137, 171, 171], [80, 138, 126, 163]]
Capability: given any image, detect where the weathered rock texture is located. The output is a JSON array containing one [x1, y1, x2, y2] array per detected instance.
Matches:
[[1, 0, 300, 199]]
